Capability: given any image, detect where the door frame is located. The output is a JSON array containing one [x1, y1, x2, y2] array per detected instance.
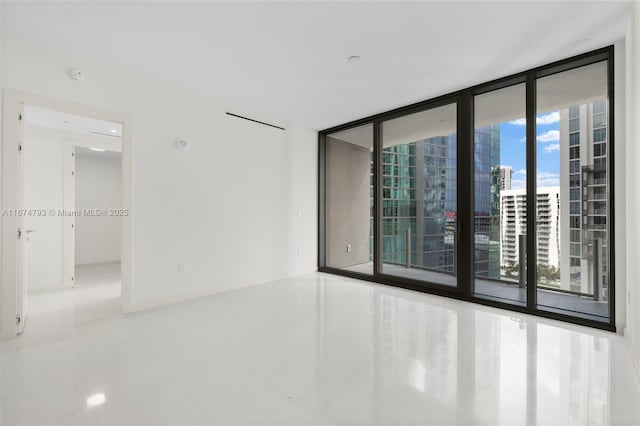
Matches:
[[1, 90, 134, 339], [61, 135, 123, 288]]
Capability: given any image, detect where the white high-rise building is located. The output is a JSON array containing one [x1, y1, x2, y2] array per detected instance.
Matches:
[[499, 165, 513, 191], [559, 101, 608, 296], [500, 187, 561, 273]]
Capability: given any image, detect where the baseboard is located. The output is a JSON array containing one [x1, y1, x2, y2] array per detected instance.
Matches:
[[122, 270, 316, 314], [124, 288, 215, 313], [624, 326, 640, 383], [76, 260, 121, 267], [28, 282, 72, 294]]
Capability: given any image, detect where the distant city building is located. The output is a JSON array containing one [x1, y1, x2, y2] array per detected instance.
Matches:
[[559, 101, 608, 298], [379, 135, 458, 272], [374, 125, 501, 278], [500, 187, 560, 274], [499, 165, 513, 190], [474, 125, 501, 279]]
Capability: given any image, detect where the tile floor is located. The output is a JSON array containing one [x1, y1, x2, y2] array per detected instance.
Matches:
[[1, 266, 639, 425], [345, 262, 609, 321]]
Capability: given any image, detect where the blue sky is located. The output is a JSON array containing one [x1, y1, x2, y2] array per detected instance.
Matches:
[[498, 111, 560, 189]]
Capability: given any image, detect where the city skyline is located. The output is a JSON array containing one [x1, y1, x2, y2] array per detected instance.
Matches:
[[499, 111, 561, 189]]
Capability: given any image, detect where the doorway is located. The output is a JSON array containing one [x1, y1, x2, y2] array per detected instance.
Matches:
[[1, 91, 132, 339], [23, 106, 123, 332]]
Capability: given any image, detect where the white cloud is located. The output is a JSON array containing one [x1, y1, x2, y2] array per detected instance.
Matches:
[[507, 171, 559, 188], [537, 171, 559, 187], [511, 179, 526, 190], [518, 130, 559, 143], [537, 171, 558, 178], [537, 112, 560, 125], [544, 143, 560, 153], [537, 130, 559, 143], [509, 111, 560, 126]]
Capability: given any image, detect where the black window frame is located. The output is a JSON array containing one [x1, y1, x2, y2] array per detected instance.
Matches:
[[318, 46, 615, 332]]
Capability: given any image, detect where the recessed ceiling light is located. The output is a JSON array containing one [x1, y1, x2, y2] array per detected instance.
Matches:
[[347, 55, 361, 63], [86, 393, 106, 407], [90, 148, 105, 152], [110, 129, 118, 133]]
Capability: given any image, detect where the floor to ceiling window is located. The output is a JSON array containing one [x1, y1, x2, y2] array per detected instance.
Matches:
[[535, 61, 610, 322], [473, 82, 528, 306], [323, 123, 374, 274], [319, 47, 614, 330], [379, 103, 458, 288]]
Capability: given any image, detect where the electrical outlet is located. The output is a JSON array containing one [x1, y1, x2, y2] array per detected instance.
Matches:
[[346, 244, 352, 253]]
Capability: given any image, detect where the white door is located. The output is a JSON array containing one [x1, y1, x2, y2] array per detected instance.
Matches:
[[16, 102, 29, 334], [63, 143, 76, 287]]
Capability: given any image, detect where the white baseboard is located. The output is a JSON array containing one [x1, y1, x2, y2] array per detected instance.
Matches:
[[122, 270, 316, 314], [623, 326, 640, 383]]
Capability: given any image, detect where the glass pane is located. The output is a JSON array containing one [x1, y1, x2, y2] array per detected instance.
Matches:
[[325, 123, 373, 274], [473, 83, 527, 306], [380, 104, 457, 286], [536, 61, 609, 322]]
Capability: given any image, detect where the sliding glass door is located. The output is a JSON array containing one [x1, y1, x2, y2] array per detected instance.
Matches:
[[379, 103, 458, 288], [323, 123, 374, 275], [472, 83, 528, 306], [319, 47, 614, 330], [535, 61, 610, 322]]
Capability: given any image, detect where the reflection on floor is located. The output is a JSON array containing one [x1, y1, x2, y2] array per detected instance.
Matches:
[[15, 262, 121, 347], [1, 271, 638, 425], [343, 262, 608, 322]]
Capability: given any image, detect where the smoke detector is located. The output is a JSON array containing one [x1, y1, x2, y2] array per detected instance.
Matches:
[[69, 69, 86, 81], [175, 138, 189, 152]]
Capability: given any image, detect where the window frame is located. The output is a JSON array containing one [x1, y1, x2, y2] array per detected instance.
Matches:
[[318, 46, 615, 332]]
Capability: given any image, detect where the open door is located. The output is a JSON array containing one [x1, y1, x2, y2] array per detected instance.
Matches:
[[63, 143, 76, 288], [16, 102, 29, 334]]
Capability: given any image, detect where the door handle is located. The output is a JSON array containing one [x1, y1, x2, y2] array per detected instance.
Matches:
[[24, 229, 35, 234]]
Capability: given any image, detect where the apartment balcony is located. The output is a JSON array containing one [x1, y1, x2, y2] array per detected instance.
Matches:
[[343, 261, 609, 322]]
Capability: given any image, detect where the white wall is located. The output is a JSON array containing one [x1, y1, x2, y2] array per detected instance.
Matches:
[[75, 152, 121, 265], [1, 36, 317, 309], [615, 40, 628, 334], [625, 1, 640, 378], [25, 126, 64, 291]]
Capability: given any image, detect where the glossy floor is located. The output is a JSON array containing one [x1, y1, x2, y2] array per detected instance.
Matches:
[[1, 269, 639, 425], [345, 261, 609, 321]]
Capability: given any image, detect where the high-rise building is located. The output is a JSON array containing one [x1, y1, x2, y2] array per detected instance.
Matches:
[[379, 135, 457, 272], [559, 100, 608, 298], [377, 125, 500, 277], [499, 165, 513, 190], [500, 187, 561, 278], [474, 125, 502, 279]]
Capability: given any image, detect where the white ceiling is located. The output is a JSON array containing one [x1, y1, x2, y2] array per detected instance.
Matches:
[[2, 1, 632, 130], [76, 146, 122, 159], [25, 105, 123, 138]]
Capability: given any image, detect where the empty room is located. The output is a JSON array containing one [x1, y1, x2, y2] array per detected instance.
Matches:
[[1, 1, 640, 426]]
